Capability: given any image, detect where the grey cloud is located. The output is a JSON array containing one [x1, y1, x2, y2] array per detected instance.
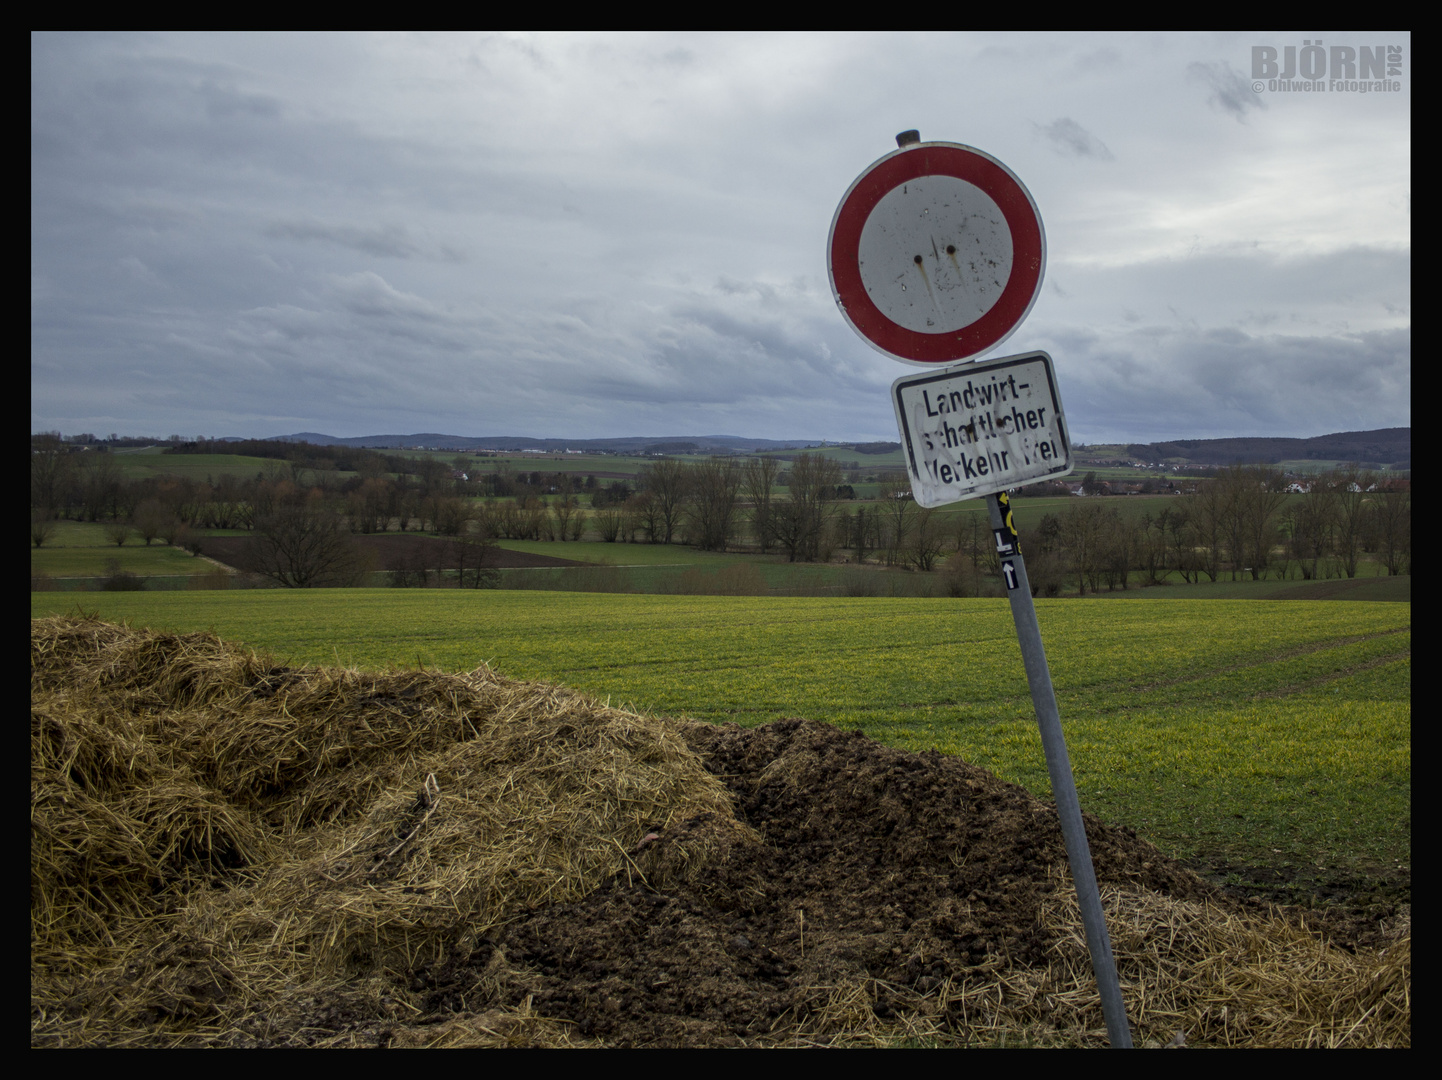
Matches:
[[1038, 324, 1409, 442], [1187, 60, 1265, 120], [1073, 47, 1123, 74], [1039, 118, 1114, 160], [1044, 246, 1410, 338], [199, 79, 283, 120], [265, 220, 465, 261]]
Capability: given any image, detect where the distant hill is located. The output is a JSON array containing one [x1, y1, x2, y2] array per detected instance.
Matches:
[[239, 427, 1409, 467], [1124, 428, 1409, 468], [273, 433, 818, 453]]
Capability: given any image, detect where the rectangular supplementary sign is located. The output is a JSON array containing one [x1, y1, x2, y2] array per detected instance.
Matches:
[[892, 350, 1073, 508]]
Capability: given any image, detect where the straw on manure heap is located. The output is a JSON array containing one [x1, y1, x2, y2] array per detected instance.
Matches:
[[31, 615, 1408, 1048], [32, 615, 748, 1046]]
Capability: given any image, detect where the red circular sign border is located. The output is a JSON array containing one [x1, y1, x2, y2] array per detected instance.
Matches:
[[829, 143, 1045, 365]]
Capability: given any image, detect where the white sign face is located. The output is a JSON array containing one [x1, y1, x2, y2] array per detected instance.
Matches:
[[857, 175, 1014, 335], [892, 350, 1073, 508]]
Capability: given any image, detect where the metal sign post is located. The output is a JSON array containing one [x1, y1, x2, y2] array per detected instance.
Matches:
[[988, 491, 1132, 1048], [828, 131, 1133, 1047]]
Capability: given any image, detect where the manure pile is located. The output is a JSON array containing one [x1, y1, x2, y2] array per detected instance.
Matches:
[[31, 616, 1408, 1048]]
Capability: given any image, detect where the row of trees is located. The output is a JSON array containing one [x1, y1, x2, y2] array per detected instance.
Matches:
[[29, 435, 567, 527], [33, 429, 1410, 590], [1017, 467, 1411, 595], [605, 455, 844, 560], [301, 453, 851, 559]]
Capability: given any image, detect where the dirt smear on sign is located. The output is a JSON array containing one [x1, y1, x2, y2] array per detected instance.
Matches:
[[31, 617, 1409, 1048]]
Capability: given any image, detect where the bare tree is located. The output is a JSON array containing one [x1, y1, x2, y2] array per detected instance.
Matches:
[[1371, 480, 1410, 576], [909, 507, 949, 571], [499, 496, 548, 541], [551, 495, 580, 541], [766, 498, 808, 563], [1162, 503, 1201, 583], [841, 505, 880, 564], [1059, 500, 1111, 595], [955, 511, 995, 576], [638, 459, 689, 544], [1138, 510, 1171, 586], [31, 509, 57, 549], [396, 486, 421, 532], [203, 473, 245, 530], [1236, 467, 1287, 580], [628, 490, 665, 544], [593, 505, 625, 542], [413, 455, 450, 495], [246, 478, 293, 527], [1101, 511, 1141, 591], [132, 499, 170, 545], [347, 477, 392, 534], [877, 473, 915, 566], [1204, 467, 1252, 580], [31, 432, 74, 514], [244, 505, 366, 587], [1184, 479, 1226, 582], [742, 456, 780, 552], [775, 453, 841, 562], [1287, 482, 1336, 580], [684, 458, 742, 551], [451, 531, 501, 588], [1331, 467, 1374, 578], [77, 451, 124, 523]]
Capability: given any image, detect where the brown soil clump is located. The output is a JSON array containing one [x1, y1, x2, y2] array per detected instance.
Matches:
[[418, 720, 1246, 1047]]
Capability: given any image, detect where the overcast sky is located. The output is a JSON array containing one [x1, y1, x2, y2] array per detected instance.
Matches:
[[31, 32, 1410, 445]]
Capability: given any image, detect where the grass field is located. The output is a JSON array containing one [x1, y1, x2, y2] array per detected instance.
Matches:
[[31, 522, 219, 580], [30, 590, 1410, 903], [447, 452, 666, 478], [37, 515, 1405, 603], [107, 446, 278, 482]]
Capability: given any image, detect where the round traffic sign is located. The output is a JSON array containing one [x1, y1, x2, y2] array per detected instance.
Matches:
[[828, 142, 1045, 365]]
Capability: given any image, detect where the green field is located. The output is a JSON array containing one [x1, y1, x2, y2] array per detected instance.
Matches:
[[107, 446, 278, 482], [451, 452, 662, 478], [755, 444, 908, 471], [38, 514, 1405, 602], [31, 521, 221, 581], [30, 590, 1409, 902]]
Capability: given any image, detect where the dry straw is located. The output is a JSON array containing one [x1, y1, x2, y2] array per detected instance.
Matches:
[[31, 615, 1408, 1048], [772, 870, 1408, 1049], [32, 615, 749, 1047]]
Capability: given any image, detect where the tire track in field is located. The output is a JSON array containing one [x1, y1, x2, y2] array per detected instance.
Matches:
[[1248, 649, 1411, 700], [1125, 626, 1410, 695]]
